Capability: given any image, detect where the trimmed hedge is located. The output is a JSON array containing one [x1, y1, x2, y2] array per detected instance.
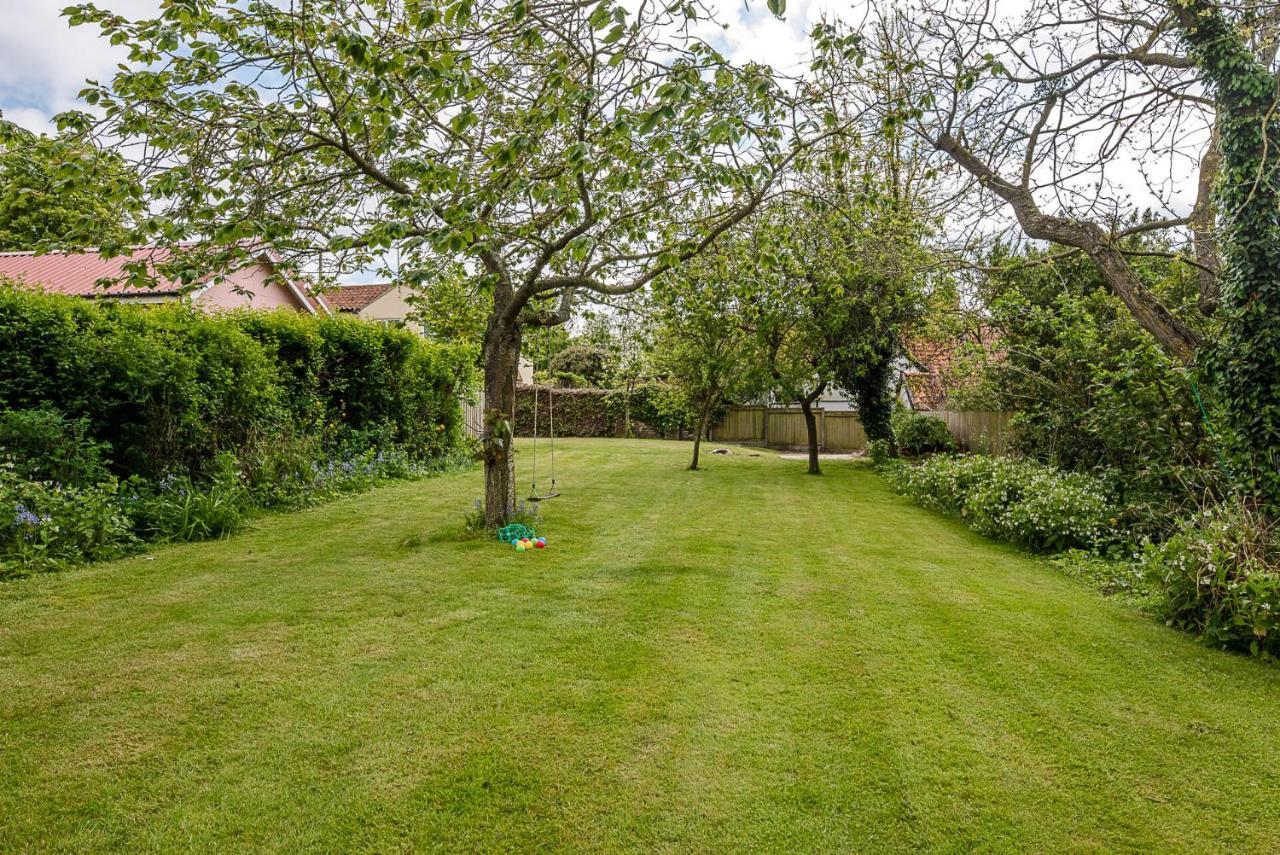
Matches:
[[513, 382, 690, 438], [0, 283, 476, 479], [515, 386, 617, 437], [0, 283, 479, 576]]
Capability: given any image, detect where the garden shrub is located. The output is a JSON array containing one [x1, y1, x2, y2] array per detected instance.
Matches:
[[887, 454, 1116, 553], [1146, 500, 1280, 659], [0, 465, 136, 576], [891, 410, 955, 456], [0, 283, 478, 575], [620, 381, 693, 437], [0, 406, 111, 486], [867, 438, 893, 468], [547, 344, 610, 386]]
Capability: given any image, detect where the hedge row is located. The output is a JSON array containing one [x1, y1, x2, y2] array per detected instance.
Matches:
[[513, 383, 691, 438], [0, 283, 477, 479], [884, 454, 1118, 553]]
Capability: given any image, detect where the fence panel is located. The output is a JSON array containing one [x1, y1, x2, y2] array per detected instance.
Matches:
[[715, 406, 766, 441], [922, 410, 1010, 454], [462, 394, 485, 438], [823, 412, 867, 451], [712, 405, 1010, 454], [763, 409, 812, 447]]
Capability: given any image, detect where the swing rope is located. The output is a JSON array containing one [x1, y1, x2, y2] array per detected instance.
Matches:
[[530, 368, 539, 494], [528, 324, 559, 501]]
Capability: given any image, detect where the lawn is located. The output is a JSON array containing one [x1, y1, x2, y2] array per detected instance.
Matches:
[[3, 439, 1279, 852]]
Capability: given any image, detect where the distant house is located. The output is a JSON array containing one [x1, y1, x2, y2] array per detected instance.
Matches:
[[0, 246, 329, 314], [327, 283, 414, 325], [901, 326, 1002, 411], [330, 282, 533, 382]]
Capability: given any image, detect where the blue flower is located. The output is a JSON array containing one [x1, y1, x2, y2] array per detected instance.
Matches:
[[13, 504, 40, 527]]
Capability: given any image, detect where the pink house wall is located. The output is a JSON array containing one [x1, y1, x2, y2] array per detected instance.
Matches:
[[196, 263, 309, 311]]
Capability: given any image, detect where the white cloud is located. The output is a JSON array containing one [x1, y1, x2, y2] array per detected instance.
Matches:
[[0, 0, 1201, 229], [0, 0, 157, 132]]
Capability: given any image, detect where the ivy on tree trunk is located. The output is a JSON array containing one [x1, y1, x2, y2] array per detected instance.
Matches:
[[1172, 0, 1280, 506]]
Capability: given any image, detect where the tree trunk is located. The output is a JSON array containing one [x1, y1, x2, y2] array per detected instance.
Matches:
[[1173, 1, 1280, 506], [690, 398, 713, 470], [1190, 127, 1221, 315], [482, 315, 522, 526], [799, 386, 824, 475]]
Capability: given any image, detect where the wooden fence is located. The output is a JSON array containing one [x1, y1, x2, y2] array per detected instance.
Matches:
[[462, 395, 485, 438], [711, 406, 1010, 454], [712, 406, 867, 451], [462, 394, 1011, 453], [920, 409, 1011, 455]]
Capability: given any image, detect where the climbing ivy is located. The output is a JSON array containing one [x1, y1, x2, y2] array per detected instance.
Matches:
[[837, 338, 898, 450], [1172, 1, 1280, 506]]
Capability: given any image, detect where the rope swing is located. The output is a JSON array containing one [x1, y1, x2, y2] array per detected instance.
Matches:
[[528, 325, 559, 501]]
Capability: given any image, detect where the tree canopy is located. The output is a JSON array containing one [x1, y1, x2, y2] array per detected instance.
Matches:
[[0, 120, 140, 252], [64, 0, 831, 522]]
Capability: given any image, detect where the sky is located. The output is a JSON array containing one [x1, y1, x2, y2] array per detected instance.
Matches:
[[0, 0, 159, 134], [0, 0, 1199, 253], [3, 0, 838, 133]]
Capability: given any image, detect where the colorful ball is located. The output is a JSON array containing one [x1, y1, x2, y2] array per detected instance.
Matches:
[[534, 540, 546, 549], [515, 543, 526, 552]]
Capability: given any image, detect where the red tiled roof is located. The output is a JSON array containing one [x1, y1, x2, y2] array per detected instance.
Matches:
[[0, 247, 187, 297], [328, 283, 395, 312], [902, 325, 1003, 410], [903, 372, 950, 411]]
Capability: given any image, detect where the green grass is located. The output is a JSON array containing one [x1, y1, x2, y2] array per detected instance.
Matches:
[[3, 439, 1280, 852]]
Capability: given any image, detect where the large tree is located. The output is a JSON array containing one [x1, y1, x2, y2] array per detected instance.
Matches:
[[747, 168, 927, 474], [65, 0, 821, 523], [807, 0, 1280, 504], [650, 244, 765, 471], [1169, 0, 1280, 507], [0, 120, 140, 252], [843, 2, 1217, 362]]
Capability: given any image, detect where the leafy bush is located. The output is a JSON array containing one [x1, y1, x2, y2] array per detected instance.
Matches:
[[886, 454, 1117, 553], [622, 381, 693, 436], [548, 344, 611, 387], [891, 410, 955, 456], [867, 438, 893, 467], [0, 465, 136, 576], [127, 454, 250, 542], [1146, 500, 1280, 659], [965, 247, 1215, 533], [0, 407, 111, 486], [0, 285, 476, 480]]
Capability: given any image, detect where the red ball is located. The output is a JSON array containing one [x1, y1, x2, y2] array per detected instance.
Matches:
[[535, 541, 546, 549]]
